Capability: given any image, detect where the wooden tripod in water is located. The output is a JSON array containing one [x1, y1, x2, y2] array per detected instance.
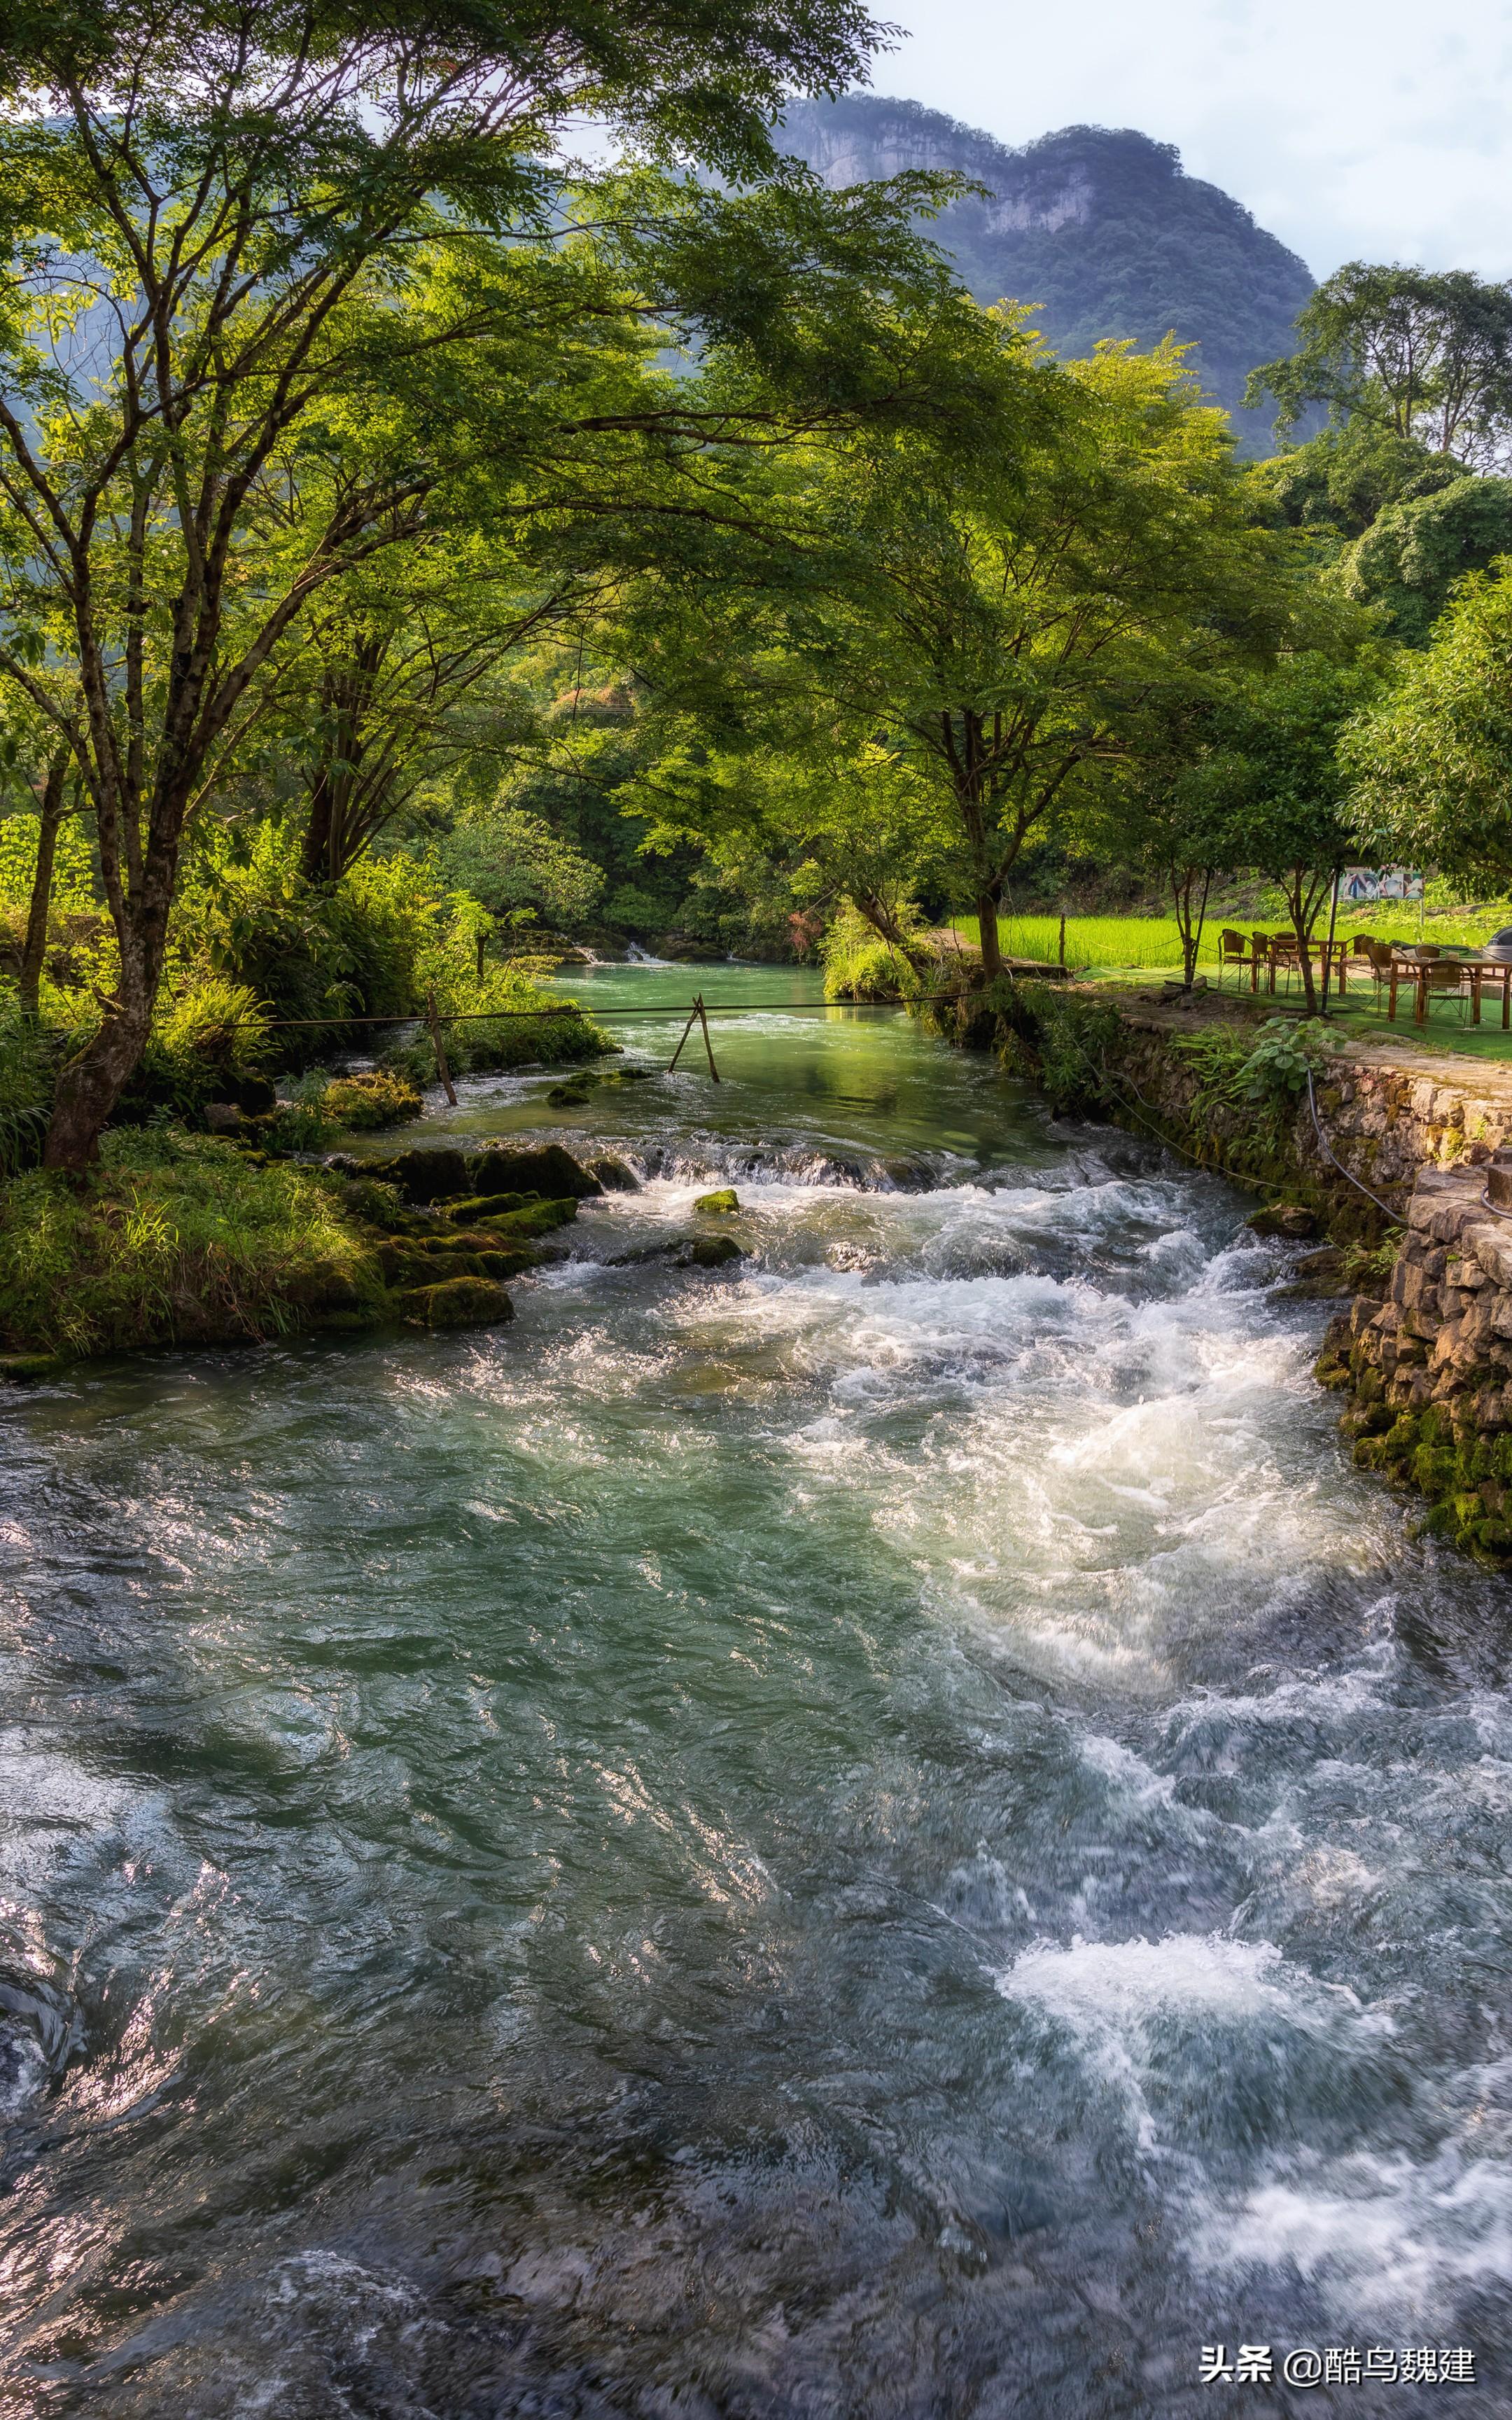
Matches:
[[667, 995, 721, 1081]]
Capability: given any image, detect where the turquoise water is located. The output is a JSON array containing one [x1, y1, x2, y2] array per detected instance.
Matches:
[[3, 965, 1511, 2414]]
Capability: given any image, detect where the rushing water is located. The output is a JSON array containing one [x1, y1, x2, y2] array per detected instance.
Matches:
[[4, 964, 1512, 2418]]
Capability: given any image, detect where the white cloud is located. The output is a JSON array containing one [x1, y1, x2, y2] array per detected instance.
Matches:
[[866, 0, 1512, 277]]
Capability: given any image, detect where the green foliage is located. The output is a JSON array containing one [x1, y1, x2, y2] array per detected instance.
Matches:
[[321, 1071, 424, 1130], [139, 978, 272, 1113], [0, 995, 52, 1174], [603, 882, 673, 935], [0, 1130, 381, 1357], [1344, 563, 1512, 877], [1343, 475, 1512, 643], [1233, 1016, 1345, 1101], [993, 979, 1126, 1112], [438, 806, 603, 936], [260, 1076, 334, 1157], [0, 812, 94, 912], [1247, 263, 1512, 466], [820, 903, 927, 1000]]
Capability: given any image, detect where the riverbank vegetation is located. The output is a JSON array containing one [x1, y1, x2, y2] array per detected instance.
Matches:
[[8, 1, 1512, 1358]]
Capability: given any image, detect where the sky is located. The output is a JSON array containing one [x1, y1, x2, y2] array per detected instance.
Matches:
[[864, 0, 1512, 279]]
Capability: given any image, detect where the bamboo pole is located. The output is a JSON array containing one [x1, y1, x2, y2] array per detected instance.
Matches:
[[696, 994, 721, 1082]]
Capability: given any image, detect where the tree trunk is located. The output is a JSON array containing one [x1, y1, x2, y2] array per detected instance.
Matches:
[[976, 888, 1004, 982], [1287, 876, 1319, 1014], [1172, 865, 1212, 989], [18, 753, 69, 1020], [43, 999, 151, 1169], [42, 868, 176, 1171]]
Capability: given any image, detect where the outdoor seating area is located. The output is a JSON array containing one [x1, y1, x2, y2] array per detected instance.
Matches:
[[1217, 927, 1512, 1027]]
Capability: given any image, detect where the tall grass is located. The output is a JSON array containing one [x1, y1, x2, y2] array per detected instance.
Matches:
[[952, 914, 1197, 968], [0, 1128, 381, 1356], [953, 901, 1512, 971]]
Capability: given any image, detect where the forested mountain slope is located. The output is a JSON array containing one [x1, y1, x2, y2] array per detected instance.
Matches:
[[779, 95, 1314, 447]]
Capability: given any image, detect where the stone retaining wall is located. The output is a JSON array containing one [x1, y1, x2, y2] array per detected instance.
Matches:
[[1111, 1008, 1512, 1235], [1317, 1157, 1512, 1561]]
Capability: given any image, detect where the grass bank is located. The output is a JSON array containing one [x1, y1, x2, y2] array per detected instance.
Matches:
[[0, 1130, 382, 1363]]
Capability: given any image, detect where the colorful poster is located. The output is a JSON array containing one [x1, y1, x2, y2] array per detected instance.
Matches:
[[1340, 866, 1424, 903]]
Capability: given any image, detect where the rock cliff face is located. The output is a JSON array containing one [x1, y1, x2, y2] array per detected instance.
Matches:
[[778, 96, 1315, 448]]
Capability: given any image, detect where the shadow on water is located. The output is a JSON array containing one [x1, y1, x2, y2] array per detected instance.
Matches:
[[3, 964, 1512, 2415]]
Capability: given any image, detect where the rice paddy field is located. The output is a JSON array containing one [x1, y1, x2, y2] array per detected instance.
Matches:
[[952, 904, 1512, 976], [945, 905, 1512, 1060]]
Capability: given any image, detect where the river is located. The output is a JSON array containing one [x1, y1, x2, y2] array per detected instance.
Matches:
[[2, 963, 1511, 2416]]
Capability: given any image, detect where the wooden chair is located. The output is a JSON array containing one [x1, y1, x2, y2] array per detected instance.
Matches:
[[1218, 929, 1250, 989]]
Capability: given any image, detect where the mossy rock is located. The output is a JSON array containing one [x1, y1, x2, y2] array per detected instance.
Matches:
[[322, 1071, 424, 1130], [312, 1307, 382, 1335], [446, 1191, 541, 1225], [471, 1248, 541, 1280], [0, 1352, 65, 1384], [678, 1235, 746, 1270], [1247, 1203, 1319, 1239], [546, 1085, 592, 1107], [472, 1146, 600, 1201], [1411, 1445, 1458, 1497], [402, 1277, 514, 1330], [486, 1197, 578, 1239], [694, 1188, 739, 1214], [368, 1146, 472, 1204], [589, 1155, 641, 1192]]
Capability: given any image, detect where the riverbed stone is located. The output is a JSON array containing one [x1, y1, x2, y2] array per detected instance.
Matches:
[[693, 1188, 739, 1214], [402, 1276, 514, 1328], [447, 1191, 541, 1225], [679, 1235, 746, 1269], [369, 1146, 472, 1203], [472, 1146, 601, 1200], [589, 1155, 641, 1191]]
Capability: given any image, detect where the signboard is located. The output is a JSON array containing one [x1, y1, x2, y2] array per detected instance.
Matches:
[[1340, 866, 1424, 904]]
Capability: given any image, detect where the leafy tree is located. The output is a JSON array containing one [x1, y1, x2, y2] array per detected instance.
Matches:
[[1208, 653, 1387, 1010], [1247, 264, 1512, 468], [439, 803, 604, 939], [1341, 474, 1512, 644], [0, 0, 899, 1167], [1343, 565, 1512, 879], [617, 336, 1301, 979]]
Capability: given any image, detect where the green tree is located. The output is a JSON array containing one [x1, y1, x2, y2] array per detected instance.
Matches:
[[1247, 264, 1512, 468], [1209, 653, 1387, 1010], [1341, 474, 1512, 644], [0, 0, 895, 1167], [618, 337, 1300, 980], [1344, 565, 1512, 879]]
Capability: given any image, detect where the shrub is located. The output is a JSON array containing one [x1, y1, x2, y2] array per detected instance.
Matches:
[[0, 1128, 380, 1356], [321, 1069, 423, 1129], [0, 997, 55, 1174], [993, 979, 1126, 1112], [820, 903, 927, 1002], [138, 976, 273, 1113]]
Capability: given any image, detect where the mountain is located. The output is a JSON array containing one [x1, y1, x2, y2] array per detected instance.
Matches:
[[778, 96, 1314, 450]]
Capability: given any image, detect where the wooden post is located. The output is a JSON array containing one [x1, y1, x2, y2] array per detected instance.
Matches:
[[668, 1000, 700, 1073], [696, 994, 721, 1083], [1415, 966, 1428, 1025], [1473, 965, 1484, 1027], [1503, 965, 1510, 1031], [1250, 945, 1259, 994], [1058, 912, 1066, 973], [426, 986, 458, 1106], [1389, 959, 1399, 1021]]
